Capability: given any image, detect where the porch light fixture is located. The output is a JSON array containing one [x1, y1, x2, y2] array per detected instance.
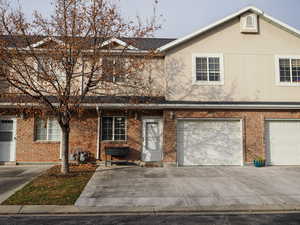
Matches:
[[170, 111, 175, 120], [134, 112, 139, 120]]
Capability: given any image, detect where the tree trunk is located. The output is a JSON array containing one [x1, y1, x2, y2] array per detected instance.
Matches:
[[61, 127, 70, 175]]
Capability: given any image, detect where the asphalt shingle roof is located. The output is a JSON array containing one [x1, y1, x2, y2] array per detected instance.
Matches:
[[0, 35, 176, 50]]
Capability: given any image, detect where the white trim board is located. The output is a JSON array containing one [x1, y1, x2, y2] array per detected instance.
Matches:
[[158, 6, 300, 52], [100, 38, 139, 50], [29, 37, 65, 49], [3, 102, 300, 110]]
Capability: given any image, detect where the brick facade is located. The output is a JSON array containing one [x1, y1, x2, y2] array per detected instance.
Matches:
[[99, 110, 163, 162], [163, 109, 300, 164], [16, 110, 98, 162], [14, 108, 300, 164], [15, 109, 163, 163]]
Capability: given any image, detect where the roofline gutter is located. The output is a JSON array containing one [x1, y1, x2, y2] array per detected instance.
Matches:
[[95, 103, 300, 110], [1, 102, 300, 110]]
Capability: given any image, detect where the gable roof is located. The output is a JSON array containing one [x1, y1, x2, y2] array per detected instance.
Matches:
[[100, 38, 139, 50], [158, 6, 300, 52], [0, 35, 175, 51], [29, 37, 65, 48]]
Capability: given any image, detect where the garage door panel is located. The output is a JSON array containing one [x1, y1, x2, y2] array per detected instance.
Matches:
[[177, 120, 242, 166], [266, 121, 300, 165]]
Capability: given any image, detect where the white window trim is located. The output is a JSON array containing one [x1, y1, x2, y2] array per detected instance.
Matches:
[[275, 55, 300, 87], [35, 57, 66, 84], [240, 14, 258, 32], [192, 53, 224, 86], [35, 118, 61, 142], [101, 116, 127, 141], [102, 57, 127, 83], [246, 15, 255, 28]]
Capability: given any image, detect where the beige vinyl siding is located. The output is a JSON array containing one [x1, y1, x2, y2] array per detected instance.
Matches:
[[164, 16, 300, 102]]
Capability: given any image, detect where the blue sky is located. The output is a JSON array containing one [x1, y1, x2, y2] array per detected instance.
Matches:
[[10, 0, 300, 38]]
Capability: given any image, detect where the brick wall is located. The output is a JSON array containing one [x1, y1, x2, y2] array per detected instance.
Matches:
[[16, 117, 61, 162], [15, 108, 300, 164], [16, 111, 98, 162], [99, 110, 163, 161], [15, 109, 162, 163], [163, 110, 300, 164]]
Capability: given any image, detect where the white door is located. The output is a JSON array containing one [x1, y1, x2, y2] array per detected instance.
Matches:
[[142, 118, 163, 162], [266, 120, 300, 165], [177, 120, 243, 166], [0, 118, 16, 162]]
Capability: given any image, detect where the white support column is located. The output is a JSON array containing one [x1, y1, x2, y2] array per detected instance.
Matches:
[[96, 106, 101, 160]]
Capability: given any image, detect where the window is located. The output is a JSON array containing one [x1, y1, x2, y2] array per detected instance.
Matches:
[[276, 56, 300, 85], [240, 13, 258, 33], [35, 118, 61, 141], [193, 54, 224, 85], [36, 57, 65, 83], [102, 116, 126, 141], [102, 57, 126, 83], [0, 60, 9, 92], [246, 15, 255, 28]]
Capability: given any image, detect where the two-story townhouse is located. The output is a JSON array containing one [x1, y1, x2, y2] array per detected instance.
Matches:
[[1, 6, 300, 166]]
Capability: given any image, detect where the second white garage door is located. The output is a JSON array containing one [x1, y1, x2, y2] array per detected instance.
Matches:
[[177, 119, 243, 166], [266, 120, 300, 165]]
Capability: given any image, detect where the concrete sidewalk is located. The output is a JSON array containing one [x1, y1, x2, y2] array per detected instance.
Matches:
[[2, 204, 300, 215]]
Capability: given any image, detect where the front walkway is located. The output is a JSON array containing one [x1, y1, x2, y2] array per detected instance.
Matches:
[[0, 165, 50, 204], [76, 166, 300, 209]]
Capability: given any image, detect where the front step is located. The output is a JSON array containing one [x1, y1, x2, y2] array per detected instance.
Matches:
[[143, 162, 164, 167]]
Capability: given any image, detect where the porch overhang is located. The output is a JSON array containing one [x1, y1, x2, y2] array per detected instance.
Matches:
[[95, 102, 300, 110], [1, 99, 300, 110]]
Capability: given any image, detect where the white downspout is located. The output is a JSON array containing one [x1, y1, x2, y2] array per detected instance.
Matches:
[[96, 106, 101, 160]]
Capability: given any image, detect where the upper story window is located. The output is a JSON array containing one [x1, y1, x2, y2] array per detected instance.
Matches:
[[275, 56, 300, 86], [240, 13, 258, 33], [0, 60, 9, 92], [192, 54, 224, 85], [102, 57, 126, 83], [36, 57, 66, 83], [246, 15, 255, 28]]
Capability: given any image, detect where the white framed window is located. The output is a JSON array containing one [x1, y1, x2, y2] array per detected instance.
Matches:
[[102, 57, 126, 83], [35, 118, 61, 141], [101, 116, 127, 141], [246, 15, 255, 28], [35, 56, 66, 84], [192, 54, 224, 85], [240, 13, 258, 33], [275, 55, 300, 86]]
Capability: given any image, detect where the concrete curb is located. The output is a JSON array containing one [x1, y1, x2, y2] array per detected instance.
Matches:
[[2, 204, 300, 215]]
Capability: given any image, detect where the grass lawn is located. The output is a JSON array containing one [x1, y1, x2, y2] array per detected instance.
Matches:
[[2, 164, 98, 205]]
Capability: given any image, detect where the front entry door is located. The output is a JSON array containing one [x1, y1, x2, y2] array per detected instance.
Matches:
[[0, 118, 16, 162], [142, 118, 163, 162]]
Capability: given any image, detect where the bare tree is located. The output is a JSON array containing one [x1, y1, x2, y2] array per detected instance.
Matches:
[[0, 0, 160, 174]]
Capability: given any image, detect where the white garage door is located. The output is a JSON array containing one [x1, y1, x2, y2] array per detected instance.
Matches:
[[266, 120, 300, 165], [177, 119, 243, 166]]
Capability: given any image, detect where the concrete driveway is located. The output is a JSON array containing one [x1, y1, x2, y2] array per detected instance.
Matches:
[[76, 166, 300, 209], [0, 166, 50, 203]]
